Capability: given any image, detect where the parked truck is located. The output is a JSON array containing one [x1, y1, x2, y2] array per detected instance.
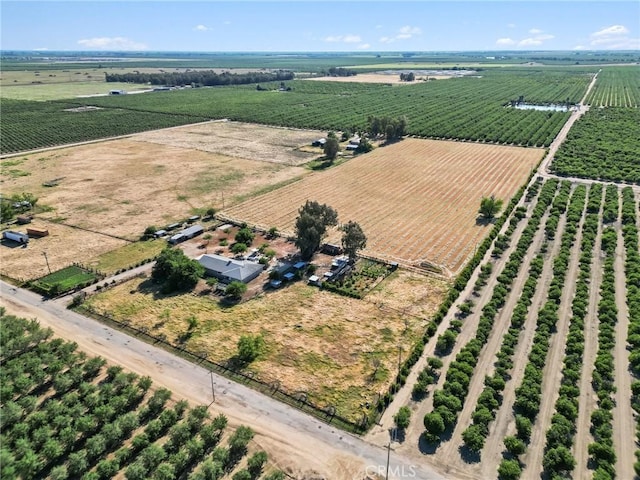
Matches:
[[3, 230, 29, 244]]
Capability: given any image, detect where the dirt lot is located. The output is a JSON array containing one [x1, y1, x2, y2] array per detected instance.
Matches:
[[83, 268, 449, 422], [0, 123, 319, 279], [0, 220, 127, 281], [134, 120, 326, 166], [223, 138, 543, 275]]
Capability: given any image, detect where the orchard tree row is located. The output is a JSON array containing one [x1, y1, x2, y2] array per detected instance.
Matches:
[[0, 309, 283, 480]]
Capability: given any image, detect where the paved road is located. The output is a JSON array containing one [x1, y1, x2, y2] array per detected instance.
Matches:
[[0, 279, 447, 480]]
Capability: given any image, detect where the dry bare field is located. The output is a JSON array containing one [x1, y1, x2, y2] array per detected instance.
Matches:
[[0, 123, 318, 278], [83, 270, 448, 422], [223, 138, 543, 275], [134, 120, 325, 165]]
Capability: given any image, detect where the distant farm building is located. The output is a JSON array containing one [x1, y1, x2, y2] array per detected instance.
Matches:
[[312, 138, 326, 147], [109, 89, 126, 95], [168, 224, 204, 244], [197, 254, 263, 284]]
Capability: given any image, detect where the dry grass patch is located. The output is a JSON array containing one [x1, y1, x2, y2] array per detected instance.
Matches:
[[0, 135, 307, 243], [224, 138, 542, 275], [134, 120, 326, 166], [83, 270, 448, 421]]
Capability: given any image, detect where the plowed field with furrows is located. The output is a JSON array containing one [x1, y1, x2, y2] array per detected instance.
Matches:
[[223, 138, 541, 275]]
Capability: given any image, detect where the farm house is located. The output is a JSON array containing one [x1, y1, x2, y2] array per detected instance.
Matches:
[[197, 254, 263, 284]]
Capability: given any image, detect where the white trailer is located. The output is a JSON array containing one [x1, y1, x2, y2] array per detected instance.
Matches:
[[3, 230, 29, 244]]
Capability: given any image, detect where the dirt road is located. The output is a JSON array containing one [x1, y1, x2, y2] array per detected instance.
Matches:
[[0, 281, 447, 480]]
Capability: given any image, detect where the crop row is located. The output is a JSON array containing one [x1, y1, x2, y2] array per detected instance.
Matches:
[[423, 179, 560, 446], [550, 107, 640, 184], [464, 185, 586, 464], [621, 187, 640, 477], [0, 310, 283, 480], [585, 184, 620, 479], [585, 66, 640, 107], [1, 68, 592, 153], [536, 183, 595, 478], [0, 99, 209, 154], [498, 181, 579, 476]]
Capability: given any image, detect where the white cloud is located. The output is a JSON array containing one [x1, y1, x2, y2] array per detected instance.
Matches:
[[77, 37, 147, 50], [592, 25, 628, 38], [358, 43, 371, 50], [529, 28, 543, 34], [496, 38, 515, 46], [379, 25, 421, 44], [194, 24, 209, 32], [518, 32, 554, 47], [34, 47, 49, 51], [324, 34, 361, 43], [519, 37, 543, 46], [399, 25, 421, 35], [589, 24, 639, 49], [375, 25, 382, 29], [507, 23, 516, 29], [573, 45, 587, 50]]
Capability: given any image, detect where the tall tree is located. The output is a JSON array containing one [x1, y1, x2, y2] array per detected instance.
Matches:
[[478, 195, 504, 220], [294, 201, 338, 260], [341, 221, 367, 262], [323, 132, 340, 160], [152, 248, 204, 293]]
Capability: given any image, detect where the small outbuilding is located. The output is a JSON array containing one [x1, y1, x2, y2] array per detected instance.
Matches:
[[154, 229, 167, 238], [312, 138, 326, 147], [27, 227, 49, 238], [283, 272, 295, 282], [308, 275, 320, 286]]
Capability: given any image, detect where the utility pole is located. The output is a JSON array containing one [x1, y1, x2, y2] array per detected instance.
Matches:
[[385, 440, 391, 479], [209, 370, 216, 404], [42, 251, 51, 274]]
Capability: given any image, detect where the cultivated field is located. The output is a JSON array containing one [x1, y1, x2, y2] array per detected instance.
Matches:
[[0, 123, 320, 279], [223, 138, 543, 275], [366, 179, 640, 480], [82, 270, 449, 422]]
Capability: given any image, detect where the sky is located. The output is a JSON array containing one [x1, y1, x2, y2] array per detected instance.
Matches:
[[1, 1, 639, 52]]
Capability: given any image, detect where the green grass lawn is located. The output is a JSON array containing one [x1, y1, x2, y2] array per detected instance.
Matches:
[[32, 265, 97, 294]]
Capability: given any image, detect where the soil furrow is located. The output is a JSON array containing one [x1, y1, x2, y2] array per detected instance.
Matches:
[[442, 206, 557, 463], [612, 198, 635, 480], [573, 188, 605, 480]]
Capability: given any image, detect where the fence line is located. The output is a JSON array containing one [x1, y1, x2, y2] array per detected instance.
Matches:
[[77, 305, 376, 434]]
